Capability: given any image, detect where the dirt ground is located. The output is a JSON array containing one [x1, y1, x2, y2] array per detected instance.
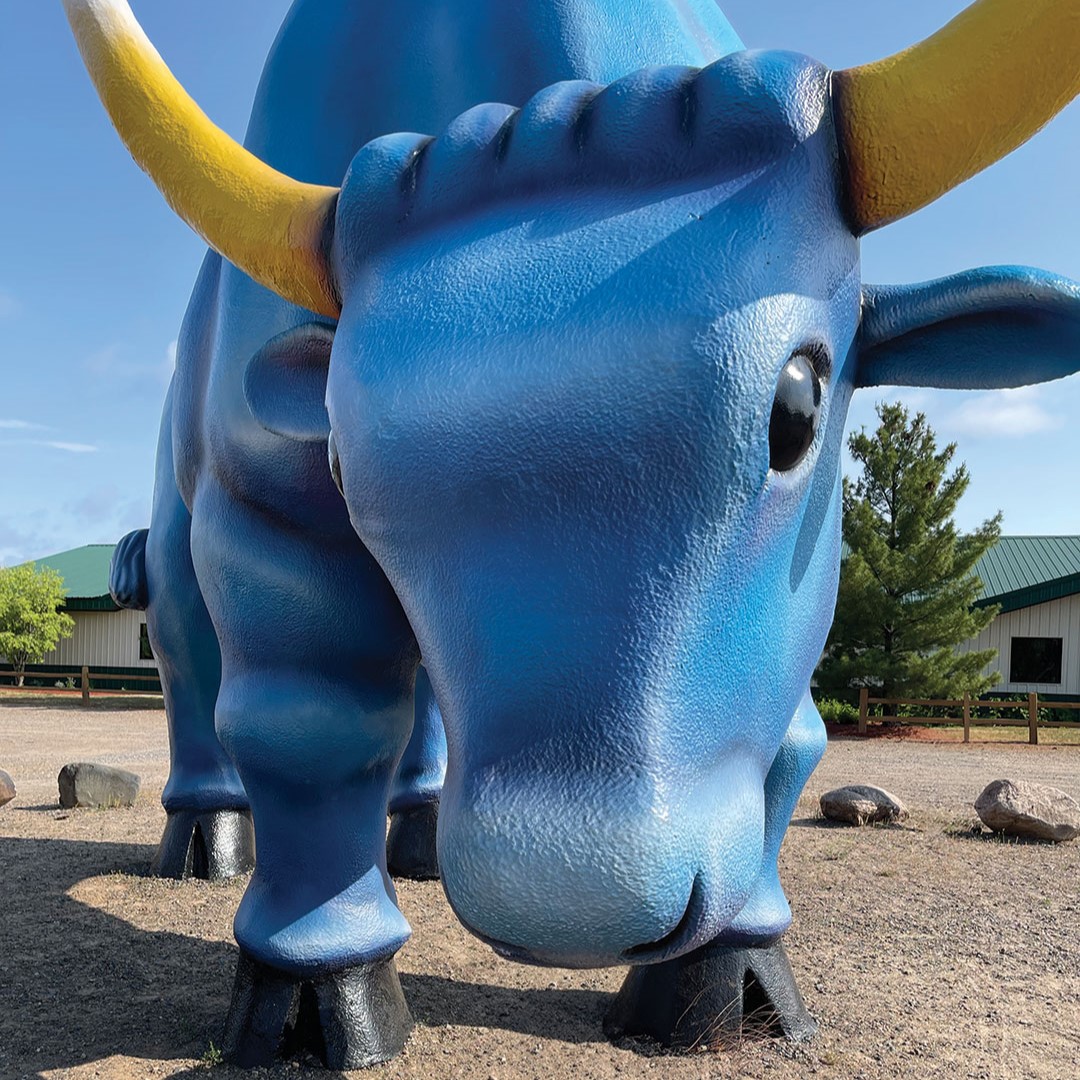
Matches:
[[0, 703, 1078, 1080]]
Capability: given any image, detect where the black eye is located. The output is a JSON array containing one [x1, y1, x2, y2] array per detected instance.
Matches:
[[769, 352, 822, 472], [328, 429, 344, 494]]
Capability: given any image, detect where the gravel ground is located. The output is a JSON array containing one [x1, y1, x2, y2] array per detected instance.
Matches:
[[1, 702, 1078, 1080]]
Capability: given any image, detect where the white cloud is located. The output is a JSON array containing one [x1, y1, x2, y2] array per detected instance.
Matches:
[[945, 386, 1064, 438], [0, 419, 47, 431], [40, 441, 99, 454], [0, 432, 99, 453], [0, 290, 19, 319]]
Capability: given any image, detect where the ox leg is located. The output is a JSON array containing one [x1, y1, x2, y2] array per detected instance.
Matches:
[[215, 675, 416, 1069], [605, 693, 825, 1049], [196, 513, 419, 1069], [149, 566, 253, 880], [119, 424, 253, 881], [149, 511, 252, 879], [387, 666, 447, 880], [223, 952, 411, 1070], [152, 806, 254, 881], [605, 936, 815, 1048]]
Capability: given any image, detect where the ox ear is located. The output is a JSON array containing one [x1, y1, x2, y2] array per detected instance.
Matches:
[[244, 323, 335, 442], [856, 267, 1080, 390]]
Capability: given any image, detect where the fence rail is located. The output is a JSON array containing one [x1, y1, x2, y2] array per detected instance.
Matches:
[[857, 688, 1080, 744], [0, 666, 162, 704]]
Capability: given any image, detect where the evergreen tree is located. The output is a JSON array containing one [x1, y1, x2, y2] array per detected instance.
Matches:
[[817, 402, 1001, 701], [0, 564, 75, 687]]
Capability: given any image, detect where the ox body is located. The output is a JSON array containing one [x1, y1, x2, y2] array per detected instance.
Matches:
[[63, 0, 1080, 1068]]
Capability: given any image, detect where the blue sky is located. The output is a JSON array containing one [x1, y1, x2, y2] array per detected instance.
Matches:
[[1, 0, 1078, 566]]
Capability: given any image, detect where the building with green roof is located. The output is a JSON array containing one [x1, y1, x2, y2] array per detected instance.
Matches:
[[960, 536, 1080, 698], [1, 543, 159, 689], [6, 535, 1079, 698], [25, 543, 121, 611]]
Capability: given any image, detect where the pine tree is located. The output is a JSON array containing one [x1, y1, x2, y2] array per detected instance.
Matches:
[[816, 402, 1001, 701]]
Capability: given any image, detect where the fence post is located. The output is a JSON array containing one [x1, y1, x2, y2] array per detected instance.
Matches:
[[963, 693, 971, 743], [858, 688, 869, 736], [81, 666, 90, 706], [1028, 692, 1039, 745]]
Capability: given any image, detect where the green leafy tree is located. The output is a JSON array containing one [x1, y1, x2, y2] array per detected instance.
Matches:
[[817, 402, 1001, 702], [0, 564, 75, 687]]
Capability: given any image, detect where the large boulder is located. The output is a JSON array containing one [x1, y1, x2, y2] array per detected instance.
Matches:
[[820, 784, 908, 826], [58, 763, 140, 809], [975, 779, 1080, 843], [0, 769, 15, 808]]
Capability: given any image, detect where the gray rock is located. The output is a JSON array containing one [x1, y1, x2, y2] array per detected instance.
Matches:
[[0, 769, 15, 808], [57, 763, 140, 809], [975, 779, 1080, 843], [820, 784, 908, 826]]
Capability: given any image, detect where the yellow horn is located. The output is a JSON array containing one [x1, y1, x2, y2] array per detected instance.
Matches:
[[834, 0, 1080, 234], [63, 0, 340, 317]]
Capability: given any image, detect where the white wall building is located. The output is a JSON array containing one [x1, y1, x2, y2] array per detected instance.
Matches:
[[958, 536, 1080, 699]]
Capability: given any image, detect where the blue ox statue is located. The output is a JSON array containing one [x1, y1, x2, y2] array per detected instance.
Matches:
[[64, 0, 1080, 1068]]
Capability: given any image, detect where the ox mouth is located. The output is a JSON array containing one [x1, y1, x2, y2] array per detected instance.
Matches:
[[456, 873, 709, 969], [620, 872, 707, 965]]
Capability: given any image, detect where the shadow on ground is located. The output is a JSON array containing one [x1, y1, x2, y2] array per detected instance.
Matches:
[[788, 816, 835, 829], [789, 817, 917, 833], [0, 836, 232, 1077], [0, 835, 612, 1078], [943, 825, 1064, 845]]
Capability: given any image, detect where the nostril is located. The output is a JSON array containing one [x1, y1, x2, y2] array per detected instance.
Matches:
[[622, 873, 704, 961], [328, 429, 344, 495]]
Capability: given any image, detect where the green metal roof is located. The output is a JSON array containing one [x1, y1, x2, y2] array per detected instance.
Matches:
[[19, 544, 119, 611], [971, 536, 1080, 613]]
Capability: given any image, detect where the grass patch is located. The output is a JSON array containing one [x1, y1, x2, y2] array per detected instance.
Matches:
[[859, 722, 1080, 746], [200, 1041, 224, 1068]]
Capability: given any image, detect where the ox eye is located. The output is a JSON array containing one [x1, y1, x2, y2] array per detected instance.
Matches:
[[769, 352, 822, 472], [328, 429, 344, 495]]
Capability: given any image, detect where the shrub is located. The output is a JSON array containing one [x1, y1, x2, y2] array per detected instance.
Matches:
[[815, 696, 860, 724]]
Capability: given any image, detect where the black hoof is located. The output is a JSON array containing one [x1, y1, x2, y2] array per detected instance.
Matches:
[[387, 801, 440, 880], [604, 937, 817, 1051], [222, 951, 412, 1069], [150, 808, 255, 881]]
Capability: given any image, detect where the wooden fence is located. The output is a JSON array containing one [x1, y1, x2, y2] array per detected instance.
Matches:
[[0, 666, 162, 704], [858, 688, 1080, 744]]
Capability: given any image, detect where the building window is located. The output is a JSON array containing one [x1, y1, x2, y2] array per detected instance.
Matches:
[[139, 623, 154, 661], [1009, 637, 1063, 684]]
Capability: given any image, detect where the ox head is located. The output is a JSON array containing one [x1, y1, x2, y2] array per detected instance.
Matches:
[[65, 0, 1080, 966]]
